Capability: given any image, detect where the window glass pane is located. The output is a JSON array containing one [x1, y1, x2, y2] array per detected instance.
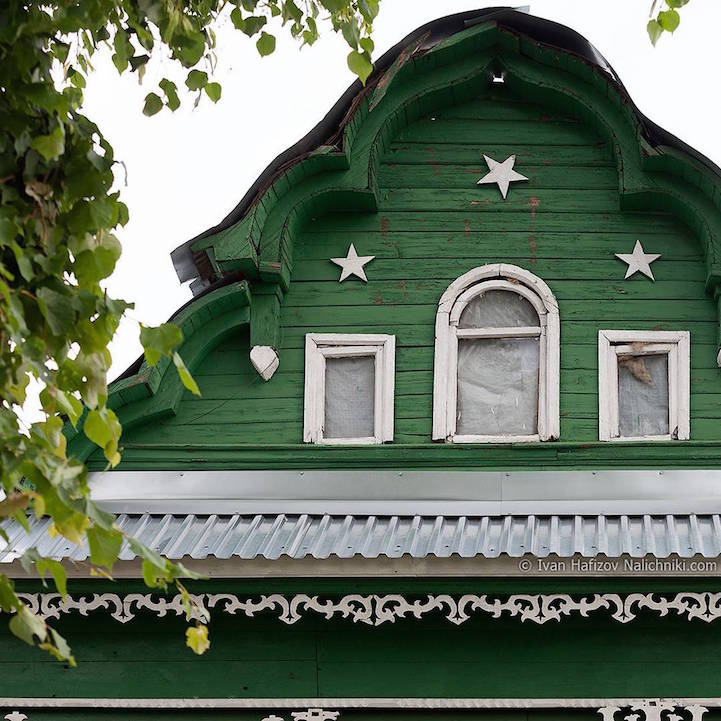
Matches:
[[618, 353, 669, 437], [459, 289, 539, 329], [456, 337, 539, 436], [324, 355, 375, 438]]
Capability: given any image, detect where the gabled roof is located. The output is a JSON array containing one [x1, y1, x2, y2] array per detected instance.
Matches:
[[171, 7, 721, 292]]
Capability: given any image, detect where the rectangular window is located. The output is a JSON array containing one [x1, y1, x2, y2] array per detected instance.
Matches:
[[598, 330, 690, 441], [303, 334, 395, 444], [456, 336, 539, 437]]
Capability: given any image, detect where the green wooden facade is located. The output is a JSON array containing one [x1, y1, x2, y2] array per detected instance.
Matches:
[[70, 19, 721, 471], [5, 10, 721, 721], [6, 578, 721, 702]]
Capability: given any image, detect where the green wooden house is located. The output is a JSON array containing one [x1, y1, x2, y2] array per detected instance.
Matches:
[[5, 7, 721, 720]]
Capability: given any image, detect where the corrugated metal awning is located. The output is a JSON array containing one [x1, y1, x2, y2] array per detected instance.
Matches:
[[2, 513, 721, 562]]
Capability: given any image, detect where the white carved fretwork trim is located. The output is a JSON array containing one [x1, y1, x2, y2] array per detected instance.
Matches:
[[598, 702, 707, 721], [291, 710, 340, 721], [17, 592, 721, 626], [262, 710, 340, 721]]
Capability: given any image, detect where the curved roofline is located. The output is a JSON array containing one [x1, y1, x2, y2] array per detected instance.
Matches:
[[171, 6, 721, 289]]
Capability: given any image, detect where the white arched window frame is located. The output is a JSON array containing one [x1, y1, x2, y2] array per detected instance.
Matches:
[[432, 264, 560, 443]]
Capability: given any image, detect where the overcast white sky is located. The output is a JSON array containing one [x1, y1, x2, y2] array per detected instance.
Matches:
[[80, 1, 721, 379]]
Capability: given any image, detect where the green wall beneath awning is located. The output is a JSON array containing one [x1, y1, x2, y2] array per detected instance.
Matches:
[[4, 577, 721, 702]]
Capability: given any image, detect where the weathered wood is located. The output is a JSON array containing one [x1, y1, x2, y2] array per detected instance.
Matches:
[[279, 301, 715, 326], [387, 142, 615, 165], [290, 258, 706, 283], [309, 211, 683, 234], [296, 231, 702, 260], [283, 280, 709, 305], [105, 79, 721, 462], [378, 188, 621, 213], [379, 163, 619, 189], [397, 118, 600, 144], [198, 342, 720, 375], [250, 284, 282, 349]]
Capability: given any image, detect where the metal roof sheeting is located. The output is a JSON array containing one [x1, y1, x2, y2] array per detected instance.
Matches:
[[2, 514, 721, 562]]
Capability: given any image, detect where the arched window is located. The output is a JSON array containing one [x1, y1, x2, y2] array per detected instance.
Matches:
[[432, 264, 559, 443]]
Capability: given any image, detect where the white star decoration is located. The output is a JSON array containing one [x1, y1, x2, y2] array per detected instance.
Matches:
[[476, 154, 528, 199], [615, 240, 661, 281], [330, 243, 375, 282]]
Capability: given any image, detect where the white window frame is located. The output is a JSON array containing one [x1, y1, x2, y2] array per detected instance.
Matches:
[[303, 333, 395, 445], [598, 330, 690, 442], [432, 264, 560, 443]]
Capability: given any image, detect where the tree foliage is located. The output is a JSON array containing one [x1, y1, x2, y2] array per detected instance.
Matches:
[[648, 0, 691, 45], [0, 0, 378, 663]]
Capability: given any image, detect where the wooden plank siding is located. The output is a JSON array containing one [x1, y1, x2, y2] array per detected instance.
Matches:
[[5, 603, 721, 700], [112, 91, 721, 462]]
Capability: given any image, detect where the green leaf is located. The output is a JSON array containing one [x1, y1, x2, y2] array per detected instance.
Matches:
[[230, 7, 245, 30], [36, 558, 68, 597], [87, 525, 122, 569], [10, 241, 33, 281], [0, 577, 18, 613], [140, 323, 183, 365], [52, 40, 70, 64], [66, 195, 119, 234], [39, 387, 83, 427], [321, 0, 345, 12], [68, 68, 86, 89], [9, 606, 47, 646], [256, 32, 276, 57], [647, 18, 664, 45], [241, 15, 267, 37], [86, 499, 117, 532], [341, 20, 361, 50], [31, 125, 65, 161], [0, 211, 17, 244], [173, 352, 201, 396], [185, 69, 208, 91], [73, 234, 122, 285], [75, 350, 111, 409], [83, 407, 121, 466], [186, 624, 210, 654], [359, 37, 374, 54], [129, 54, 150, 72], [159, 78, 180, 111], [37, 287, 76, 336], [112, 30, 131, 73], [658, 9, 681, 32], [143, 92, 163, 116], [358, 0, 380, 23], [40, 627, 76, 666], [128, 537, 169, 588], [205, 82, 222, 103], [347, 50, 373, 84], [12, 509, 31, 533]]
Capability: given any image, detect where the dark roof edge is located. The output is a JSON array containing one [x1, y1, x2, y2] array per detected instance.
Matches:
[[170, 7, 721, 288]]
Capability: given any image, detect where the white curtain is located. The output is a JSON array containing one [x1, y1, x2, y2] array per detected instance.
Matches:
[[324, 356, 375, 438], [618, 353, 669, 437], [459, 290, 539, 329], [456, 338, 539, 436]]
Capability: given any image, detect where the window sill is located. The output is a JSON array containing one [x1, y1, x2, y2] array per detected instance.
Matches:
[[449, 434, 541, 444]]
